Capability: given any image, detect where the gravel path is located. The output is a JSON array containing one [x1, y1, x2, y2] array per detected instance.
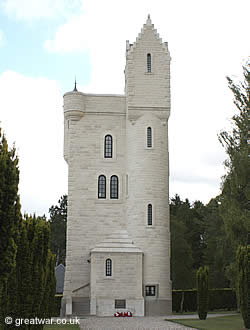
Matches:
[[80, 316, 196, 330]]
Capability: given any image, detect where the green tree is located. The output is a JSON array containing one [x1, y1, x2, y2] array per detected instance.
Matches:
[[49, 195, 67, 265], [170, 195, 206, 278], [170, 216, 194, 290], [3, 215, 56, 330], [197, 266, 209, 320], [0, 129, 22, 327], [189, 201, 207, 269], [236, 245, 250, 328], [218, 63, 249, 247], [43, 251, 56, 317], [203, 198, 231, 288]]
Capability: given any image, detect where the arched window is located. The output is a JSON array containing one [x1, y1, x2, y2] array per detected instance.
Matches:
[[147, 53, 151, 72], [110, 175, 119, 199], [98, 175, 106, 198], [105, 258, 112, 276], [148, 204, 152, 225], [104, 135, 112, 158], [147, 127, 152, 148]]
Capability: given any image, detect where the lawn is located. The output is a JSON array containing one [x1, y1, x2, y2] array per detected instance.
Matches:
[[167, 315, 245, 330], [44, 324, 79, 329]]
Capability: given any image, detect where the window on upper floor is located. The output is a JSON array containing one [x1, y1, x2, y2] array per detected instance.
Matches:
[[110, 175, 119, 199], [105, 258, 112, 276], [148, 204, 152, 226], [104, 135, 113, 158], [147, 53, 151, 72], [98, 175, 106, 199], [147, 127, 152, 148]]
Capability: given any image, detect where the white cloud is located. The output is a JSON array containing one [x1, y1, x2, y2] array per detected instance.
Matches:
[[1, 0, 81, 21], [44, 15, 90, 53], [0, 71, 67, 216]]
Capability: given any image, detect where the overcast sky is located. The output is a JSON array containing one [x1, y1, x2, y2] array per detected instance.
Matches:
[[0, 0, 249, 217]]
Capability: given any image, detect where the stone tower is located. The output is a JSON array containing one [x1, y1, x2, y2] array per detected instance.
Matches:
[[62, 15, 171, 317], [125, 15, 171, 315]]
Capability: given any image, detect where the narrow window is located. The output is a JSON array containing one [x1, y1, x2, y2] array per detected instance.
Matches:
[[105, 258, 112, 276], [104, 135, 112, 158], [98, 175, 106, 199], [147, 53, 151, 72], [146, 285, 156, 296], [148, 204, 152, 225], [147, 127, 152, 148], [126, 174, 128, 196], [110, 175, 119, 199]]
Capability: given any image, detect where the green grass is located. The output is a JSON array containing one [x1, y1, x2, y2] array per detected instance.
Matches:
[[44, 324, 79, 329], [167, 315, 245, 330]]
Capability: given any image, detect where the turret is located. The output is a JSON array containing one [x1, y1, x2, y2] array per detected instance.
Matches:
[[63, 81, 85, 162]]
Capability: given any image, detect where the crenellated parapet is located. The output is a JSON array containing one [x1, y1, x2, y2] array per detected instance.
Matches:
[[125, 14, 171, 112], [126, 15, 171, 60]]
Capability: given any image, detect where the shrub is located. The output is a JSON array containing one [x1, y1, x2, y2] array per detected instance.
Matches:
[[172, 288, 237, 312], [208, 288, 237, 310], [197, 266, 209, 320]]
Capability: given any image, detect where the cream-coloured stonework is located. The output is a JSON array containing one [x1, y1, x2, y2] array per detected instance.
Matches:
[[62, 15, 172, 317]]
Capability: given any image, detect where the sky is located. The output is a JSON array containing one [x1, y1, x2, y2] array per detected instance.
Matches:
[[0, 0, 249, 217]]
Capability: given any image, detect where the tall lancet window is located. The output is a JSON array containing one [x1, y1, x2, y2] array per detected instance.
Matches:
[[98, 175, 106, 199], [104, 135, 113, 158], [110, 175, 119, 199], [147, 127, 152, 148], [147, 53, 151, 72], [148, 204, 152, 225], [105, 258, 112, 276]]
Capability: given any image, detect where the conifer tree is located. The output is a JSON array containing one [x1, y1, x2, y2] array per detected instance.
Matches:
[[0, 128, 22, 327], [43, 251, 56, 317], [5, 216, 56, 329], [197, 266, 209, 320], [49, 195, 67, 265]]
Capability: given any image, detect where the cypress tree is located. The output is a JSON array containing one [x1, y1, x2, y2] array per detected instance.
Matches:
[[236, 245, 250, 328], [42, 251, 56, 318], [0, 129, 21, 328], [197, 266, 209, 320]]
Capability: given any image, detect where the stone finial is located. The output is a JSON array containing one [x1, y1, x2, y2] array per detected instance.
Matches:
[[146, 14, 152, 25], [73, 77, 78, 92]]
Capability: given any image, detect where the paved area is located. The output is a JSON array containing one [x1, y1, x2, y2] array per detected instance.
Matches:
[[80, 316, 196, 330], [166, 312, 237, 319], [79, 313, 238, 329]]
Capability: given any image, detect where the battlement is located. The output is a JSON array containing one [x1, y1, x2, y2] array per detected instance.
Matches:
[[126, 15, 170, 59]]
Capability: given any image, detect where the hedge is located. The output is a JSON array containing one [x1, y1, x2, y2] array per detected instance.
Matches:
[[54, 289, 237, 315], [172, 288, 237, 312]]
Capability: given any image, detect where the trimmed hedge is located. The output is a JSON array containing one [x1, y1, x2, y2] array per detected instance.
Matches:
[[54, 289, 237, 315], [172, 288, 237, 312]]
